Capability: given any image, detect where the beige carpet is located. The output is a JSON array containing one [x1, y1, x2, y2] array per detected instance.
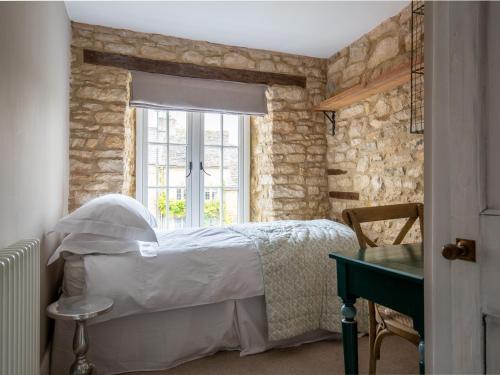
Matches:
[[128, 335, 418, 375]]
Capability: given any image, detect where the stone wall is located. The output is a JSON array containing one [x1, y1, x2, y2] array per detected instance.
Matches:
[[69, 23, 329, 220], [70, 6, 424, 234], [325, 5, 424, 243]]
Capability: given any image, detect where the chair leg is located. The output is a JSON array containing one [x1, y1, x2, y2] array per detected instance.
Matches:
[[368, 302, 377, 375], [374, 327, 391, 360]]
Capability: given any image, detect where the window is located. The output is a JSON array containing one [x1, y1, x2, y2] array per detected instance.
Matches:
[[136, 108, 250, 230]]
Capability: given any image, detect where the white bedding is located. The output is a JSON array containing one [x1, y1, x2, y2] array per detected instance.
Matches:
[[75, 226, 264, 323], [54, 220, 353, 374], [51, 296, 338, 375]]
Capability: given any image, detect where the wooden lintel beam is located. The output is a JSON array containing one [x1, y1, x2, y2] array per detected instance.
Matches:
[[83, 49, 306, 88], [329, 191, 360, 200]]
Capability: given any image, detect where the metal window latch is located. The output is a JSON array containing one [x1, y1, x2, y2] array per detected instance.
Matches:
[[442, 238, 476, 262], [200, 162, 211, 176], [186, 161, 193, 178]]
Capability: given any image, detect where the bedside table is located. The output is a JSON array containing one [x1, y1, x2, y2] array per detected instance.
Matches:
[[47, 295, 113, 375]]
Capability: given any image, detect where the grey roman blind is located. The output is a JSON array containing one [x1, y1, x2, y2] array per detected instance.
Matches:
[[130, 71, 268, 115]]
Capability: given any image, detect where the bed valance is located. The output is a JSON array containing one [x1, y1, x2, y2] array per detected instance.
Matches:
[[130, 70, 268, 115]]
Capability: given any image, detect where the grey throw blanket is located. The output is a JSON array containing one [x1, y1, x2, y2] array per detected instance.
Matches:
[[230, 219, 367, 341]]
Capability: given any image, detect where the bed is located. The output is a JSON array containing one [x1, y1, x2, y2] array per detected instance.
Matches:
[[49, 195, 363, 374]]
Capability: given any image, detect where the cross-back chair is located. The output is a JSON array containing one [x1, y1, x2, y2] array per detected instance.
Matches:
[[342, 203, 424, 374]]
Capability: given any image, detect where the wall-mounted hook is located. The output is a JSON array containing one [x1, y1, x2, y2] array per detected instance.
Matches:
[[323, 111, 336, 135]]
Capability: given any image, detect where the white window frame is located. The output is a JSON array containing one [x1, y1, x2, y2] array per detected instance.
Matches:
[[136, 108, 250, 228]]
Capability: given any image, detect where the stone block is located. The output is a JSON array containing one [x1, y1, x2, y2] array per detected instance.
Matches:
[[272, 185, 305, 199], [349, 37, 370, 63], [223, 53, 255, 70], [258, 60, 276, 71], [181, 50, 203, 64], [76, 86, 128, 103], [285, 154, 306, 163], [70, 160, 92, 173], [374, 97, 391, 118], [356, 156, 369, 172], [104, 135, 124, 149], [367, 37, 399, 68], [343, 62, 366, 81], [327, 57, 347, 76], [97, 159, 123, 173], [371, 175, 383, 193], [139, 46, 177, 60], [95, 112, 124, 124], [104, 43, 137, 55], [339, 104, 365, 119], [354, 175, 370, 190], [71, 138, 86, 148]]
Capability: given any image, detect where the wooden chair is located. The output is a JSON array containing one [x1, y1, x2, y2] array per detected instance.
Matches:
[[342, 203, 424, 374]]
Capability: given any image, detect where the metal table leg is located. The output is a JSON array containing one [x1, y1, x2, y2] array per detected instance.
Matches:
[[70, 320, 94, 375]]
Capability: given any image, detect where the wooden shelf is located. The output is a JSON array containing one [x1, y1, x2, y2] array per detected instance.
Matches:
[[313, 63, 412, 111]]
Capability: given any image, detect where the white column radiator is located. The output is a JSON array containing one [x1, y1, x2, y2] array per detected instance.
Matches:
[[0, 239, 40, 375]]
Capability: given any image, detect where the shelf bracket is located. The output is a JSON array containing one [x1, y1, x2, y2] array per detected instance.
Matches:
[[323, 111, 336, 135]]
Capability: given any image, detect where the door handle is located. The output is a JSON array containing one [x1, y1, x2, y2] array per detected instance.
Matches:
[[442, 239, 476, 262]]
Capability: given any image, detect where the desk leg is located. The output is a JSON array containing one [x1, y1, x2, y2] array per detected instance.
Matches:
[[341, 299, 358, 374], [418, 339, 425, 374], [414, 312, 425, 374]]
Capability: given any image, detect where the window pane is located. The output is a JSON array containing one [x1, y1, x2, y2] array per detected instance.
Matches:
[[223, 189, 238, 225], [169, 111, 187, 144], [148, 126, 159, 142], [204, 113, 221, 145], [149, 188, 170, 230], [158, 111, 167, 131], [204, 146, 221, 187], [147, 188, 157, 218], [147, 143, 157, 164], [147, 165, 157, 186], [168, 188, 186, 229], [149, 144, 168, 166], [223, 114, 239, 146], [204, 188, 221, 226], [223, 147, 239, 187], [168, 145, 186, 187], [147, 109, 158, 128]]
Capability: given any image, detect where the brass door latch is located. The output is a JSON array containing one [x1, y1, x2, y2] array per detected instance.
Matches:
[[442, 239, 476, 262]]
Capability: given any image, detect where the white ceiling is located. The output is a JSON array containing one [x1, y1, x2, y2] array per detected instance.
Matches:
[[65, 1, 408, 58]]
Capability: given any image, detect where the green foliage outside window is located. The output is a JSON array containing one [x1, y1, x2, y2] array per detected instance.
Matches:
[[204, 201, 220, 220], [157, 192, 231, 222], [158, 192, 186, 218]]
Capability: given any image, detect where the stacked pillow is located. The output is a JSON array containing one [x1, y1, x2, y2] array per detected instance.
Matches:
[[49, 194, 158, 264]]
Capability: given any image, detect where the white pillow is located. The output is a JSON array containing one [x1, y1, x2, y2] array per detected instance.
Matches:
[[53, 194, 157, 242], [47, 232, 159, 265]]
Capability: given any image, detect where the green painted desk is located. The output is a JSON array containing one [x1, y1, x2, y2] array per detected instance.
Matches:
[[329, 243, 424, 374]]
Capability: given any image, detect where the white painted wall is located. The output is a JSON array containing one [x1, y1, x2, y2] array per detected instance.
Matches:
[[0, 1, 71, 362]]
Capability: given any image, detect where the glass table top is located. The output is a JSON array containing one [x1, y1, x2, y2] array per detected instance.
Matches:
[[330, 242, 423, 280]]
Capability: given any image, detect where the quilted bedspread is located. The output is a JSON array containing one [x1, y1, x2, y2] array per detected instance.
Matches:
[[230, 219, 367, 341]]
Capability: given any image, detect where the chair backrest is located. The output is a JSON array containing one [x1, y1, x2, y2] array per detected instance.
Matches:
[[342, 203, 424, 249]]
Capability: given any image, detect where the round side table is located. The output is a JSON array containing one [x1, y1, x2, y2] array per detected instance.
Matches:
[[47, 296, 113, 375]]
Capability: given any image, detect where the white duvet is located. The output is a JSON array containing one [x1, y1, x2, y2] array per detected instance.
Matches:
[[82, 226, 264, 323]]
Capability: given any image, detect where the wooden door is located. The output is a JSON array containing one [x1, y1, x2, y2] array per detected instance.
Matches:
[[426, 2, 500, 373]]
